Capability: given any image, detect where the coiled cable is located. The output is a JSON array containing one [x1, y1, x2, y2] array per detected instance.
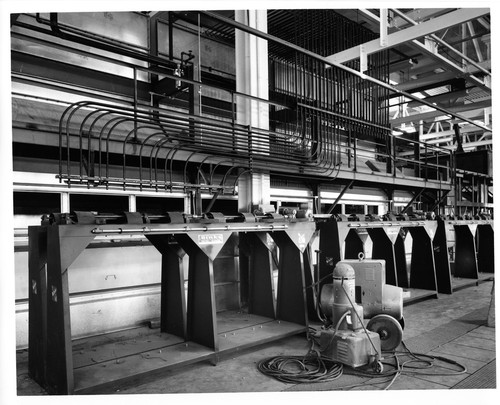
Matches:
[[257, 349, 343, 384], [257, 332, 467, 389]]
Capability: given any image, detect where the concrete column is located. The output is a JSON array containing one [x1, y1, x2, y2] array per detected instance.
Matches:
[[235, 10, 271, 213], [60, 192, 70, 213], [128, 195, 137, 212], [184, 194, 192, 215], [379, 9, 388, 47]]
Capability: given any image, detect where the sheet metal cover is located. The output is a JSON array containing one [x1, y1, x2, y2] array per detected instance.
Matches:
[[285, 222, 316, 253], [187, 231, 231, 261], [355, 229, 370, 244], [383, 226, 401, 244], [467, 224, 479, 236], [424, 221, 438, 240]]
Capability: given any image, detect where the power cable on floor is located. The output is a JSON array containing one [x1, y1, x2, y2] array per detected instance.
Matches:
[[259, 267, 468, 389], [257, 330, 468, 389], [257, 349, 343, 384]]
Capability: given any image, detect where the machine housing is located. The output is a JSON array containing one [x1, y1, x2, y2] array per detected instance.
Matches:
[[318, 263, 382, 369]]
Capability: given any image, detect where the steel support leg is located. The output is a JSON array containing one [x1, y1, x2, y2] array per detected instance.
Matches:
[[408, 227, 438, 291], [146, 235, 187, 338], [454, 225, 479, 279], [317, 220, 342, 286], [44, 225, 95, 394], [345, 229, 365, 259], [188, 252, 217, 349], [394, 233, 409, 289], [28, 226, 48, 386], [271, 232, 309, 326], [367, 228, 398, 286], [174, 234, 218, 350], [433, 219, 453, 294], [477, 224, 494, 273], [302, 245, 318, 321], [240, 232, 276, 319]]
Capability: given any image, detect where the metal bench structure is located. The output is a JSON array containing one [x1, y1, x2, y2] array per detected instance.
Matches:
[[28, 212, 493, 394]]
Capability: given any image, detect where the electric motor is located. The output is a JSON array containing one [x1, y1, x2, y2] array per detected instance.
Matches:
[[319, 262, 381, 369], [328, 262, 364, 331]]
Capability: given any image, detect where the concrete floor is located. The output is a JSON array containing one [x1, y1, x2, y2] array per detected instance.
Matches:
[[16, 280, 497, 402]]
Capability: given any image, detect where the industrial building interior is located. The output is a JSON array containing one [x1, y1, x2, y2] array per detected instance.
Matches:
[[1, 3, 497, 403]]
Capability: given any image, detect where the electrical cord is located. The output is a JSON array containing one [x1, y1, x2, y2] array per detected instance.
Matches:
[[257, 340, 467, 388], [259, 270, 467, 388], [395, 341, 467, 376], [257, 349, 343, 384], [257, 325, 343, 384], [257, 327, 467, 388], [340, 341, 467, 390]]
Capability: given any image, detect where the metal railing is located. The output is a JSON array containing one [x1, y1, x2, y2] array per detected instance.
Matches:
[[12, 11, 455, 193]]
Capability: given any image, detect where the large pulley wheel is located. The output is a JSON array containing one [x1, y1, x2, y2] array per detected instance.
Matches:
[[367, 314, 403, 352]]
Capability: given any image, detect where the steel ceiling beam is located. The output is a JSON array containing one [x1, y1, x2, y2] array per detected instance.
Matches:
[[391, 99, 491, 127], [397, 135, 492, 156], [400, 57, 442, 76], [425, 136, 492, 146], [332, 9, 490, 93], [391, 9, 454, 30], [442, 139, 492, 150], [405, 39, 490, 92], [199, 10, 491, 133], [358, 9, 454, 34], [394, 71, 457, 93], [467, 22, 484, 63], [406, 89, 469, 109], [358, 9, 380, 28], [420, 125, 488, 141], [424, 132, 490, 144], [326, 9, 488, 64], [389, 8, 491, 92], [392, 8, 489, 76], [478, 17, 490, 30]]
